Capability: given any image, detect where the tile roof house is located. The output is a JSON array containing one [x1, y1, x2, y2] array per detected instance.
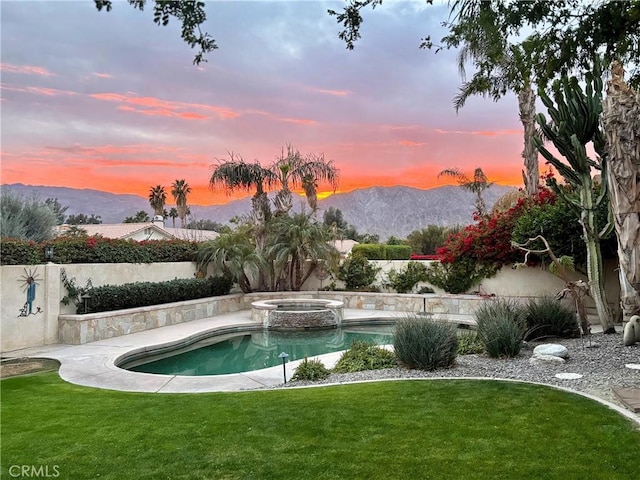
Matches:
[[56, 216, 218, 242]]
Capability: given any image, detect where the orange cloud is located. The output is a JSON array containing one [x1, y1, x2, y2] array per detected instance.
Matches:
[[0, 63, 56, 76], [399, 140, 426, 147]]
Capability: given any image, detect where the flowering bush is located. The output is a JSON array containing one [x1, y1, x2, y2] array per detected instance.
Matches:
[[429, 186, 557, 293]]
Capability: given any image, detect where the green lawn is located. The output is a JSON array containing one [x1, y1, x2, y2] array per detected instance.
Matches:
[[2, 373, 639, 479]]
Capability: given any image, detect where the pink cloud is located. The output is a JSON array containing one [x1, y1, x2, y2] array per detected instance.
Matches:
[[90, 92, 239, 120], [1, 84, 75, 96], [434, 128, 522, 136], [314, 88, 351, 97], [0, 63, 56, 77], [93, 72, 112, 79]]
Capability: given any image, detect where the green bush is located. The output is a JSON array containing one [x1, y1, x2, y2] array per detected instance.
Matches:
[[333, 341, 397, 373], [0, 239, 42, 265], [351, 244, 386, 260], [337, 252, 380, 290], [292, 357, 331, 381], [385, 244, 411, 260], [475, 299, 525, 358], [393, 316, 458, 370], [76, 275, 233, 314], [457, 330, 485, 355], [523, 297, 580, 341], [387, 261, 429, 293], [424, 258, 496, 294]]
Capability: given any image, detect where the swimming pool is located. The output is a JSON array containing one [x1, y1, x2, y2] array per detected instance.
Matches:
[[122, 324, 395, 376]]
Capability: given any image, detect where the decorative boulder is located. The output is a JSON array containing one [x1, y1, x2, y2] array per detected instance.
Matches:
[[623, 315, 640, 346], [533, 344, 569, 359], [530, 354, 566, 367]]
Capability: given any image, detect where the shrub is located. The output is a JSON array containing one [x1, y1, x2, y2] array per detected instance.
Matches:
[[291, 357, 331, 381], [337, 252, 380, 290], [75, 275, 233, 314], [385, 244, 411, 260], [523, 296, 580, 341], [0, 239, 42, 265], [393, 316, 458, 370], [457, 330, 485, 355], [475, 299, 525, 358], [333, 341, 397, 373], [351, 244, 386, 260], [424, 258, 495, 294], [387, 261, 429, 293]]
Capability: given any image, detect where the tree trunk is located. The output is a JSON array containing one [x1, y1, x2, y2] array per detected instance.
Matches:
[[601, 62, 640, 322], [519, 82, 539, 196], [580, 176, 616, 333]]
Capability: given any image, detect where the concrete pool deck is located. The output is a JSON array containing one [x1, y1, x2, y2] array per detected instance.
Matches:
[[2, 308, 405, 393]]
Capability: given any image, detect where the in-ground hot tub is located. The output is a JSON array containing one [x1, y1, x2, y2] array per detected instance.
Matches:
[[251, 298, 344, 329]]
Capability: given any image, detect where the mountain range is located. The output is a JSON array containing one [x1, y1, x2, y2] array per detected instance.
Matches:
[[2, 183, 516, 240]]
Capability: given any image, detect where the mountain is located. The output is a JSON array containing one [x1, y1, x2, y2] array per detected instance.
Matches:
[[2, 183, 516, 240]]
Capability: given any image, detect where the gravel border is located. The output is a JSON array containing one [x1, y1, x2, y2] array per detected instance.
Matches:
[[278, 332, 640, 408]]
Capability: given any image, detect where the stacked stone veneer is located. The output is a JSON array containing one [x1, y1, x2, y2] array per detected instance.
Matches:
[[58, 294, 245, 344], [58, 291, 533, 345]]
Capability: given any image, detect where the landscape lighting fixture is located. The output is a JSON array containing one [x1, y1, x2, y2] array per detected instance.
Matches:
[[278, 352, 289, 384], [44, 246, 54, 262]]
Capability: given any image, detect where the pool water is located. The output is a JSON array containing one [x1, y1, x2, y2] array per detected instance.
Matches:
[[125, 324, 394, 376]]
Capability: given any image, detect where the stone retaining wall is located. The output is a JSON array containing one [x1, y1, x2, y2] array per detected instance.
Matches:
[[58, 294, 245, 344]]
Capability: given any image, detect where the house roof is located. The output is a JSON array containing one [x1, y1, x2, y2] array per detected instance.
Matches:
[[331, 239, 359, 256], [55, 222, 218, 242]]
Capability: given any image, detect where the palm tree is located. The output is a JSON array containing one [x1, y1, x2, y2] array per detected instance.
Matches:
[[197, 229, 263, 293], [266, 212, 339, 291], [168, 207, 179, 228], [171, 179, 191, 228], [445, 1, 539, 196], [271, 145, 339, 216], [438, 167, 493, 217], [148, 185, 167, 217]]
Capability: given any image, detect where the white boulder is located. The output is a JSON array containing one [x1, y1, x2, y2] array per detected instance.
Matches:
[[529, 354, 566, 367], [533, 344, 569, 359], [623, 315, 640, 346]]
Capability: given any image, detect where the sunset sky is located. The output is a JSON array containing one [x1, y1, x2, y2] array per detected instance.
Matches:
[[1, 1, 532, 206]]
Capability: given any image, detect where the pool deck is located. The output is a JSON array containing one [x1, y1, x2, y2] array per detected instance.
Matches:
[[4, 308, 639, 426], [2, 309, 404, 393]]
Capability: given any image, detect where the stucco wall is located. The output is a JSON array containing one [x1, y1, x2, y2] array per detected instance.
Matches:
[[1, 262, 202, 352]]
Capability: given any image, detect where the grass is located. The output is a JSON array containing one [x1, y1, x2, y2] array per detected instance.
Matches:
[[2, 373, 639, 480]]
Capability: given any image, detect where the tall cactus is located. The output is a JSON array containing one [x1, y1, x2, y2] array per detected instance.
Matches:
[[534, 66, 615, 333]]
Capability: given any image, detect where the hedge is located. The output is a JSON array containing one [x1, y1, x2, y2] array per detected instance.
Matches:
[[0, 237, 199, 265], [385, 245, 411, 260], [351, 244, 386, 260], [76, 276, 233, 314]]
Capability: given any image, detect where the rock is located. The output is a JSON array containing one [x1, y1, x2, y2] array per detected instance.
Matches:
[[623, 315, 640, 346], [533, 344, 569, 359], [529, 354, 566, 367], [555, 372, 583, 380]]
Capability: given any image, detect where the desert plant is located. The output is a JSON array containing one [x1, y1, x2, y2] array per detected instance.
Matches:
[[332, 340, 396, 373], [393, 316, 458, 370], [291, 357, 331, 381], [457, 330, 485, 355], [523, 296, 580, 341], [475, 299, 526, 358]]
